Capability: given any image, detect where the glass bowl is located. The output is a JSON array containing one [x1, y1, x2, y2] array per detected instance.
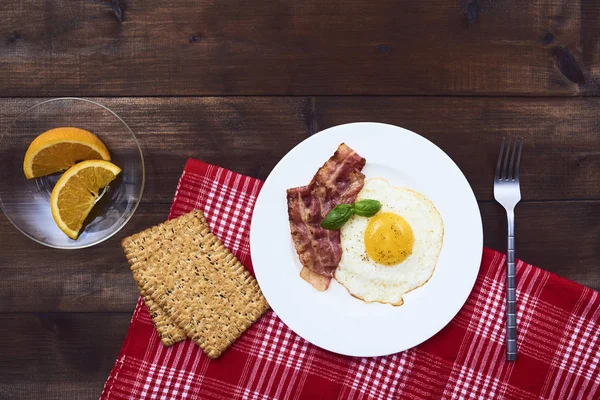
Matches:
[[0, 98, 144, 249]]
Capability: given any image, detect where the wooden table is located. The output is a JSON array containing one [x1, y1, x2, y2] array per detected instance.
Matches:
[[1, 1, 598, 398]]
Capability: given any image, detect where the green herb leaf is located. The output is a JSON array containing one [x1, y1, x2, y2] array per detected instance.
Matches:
[[353, 199, 381, 217], [321, 204, 353, 230]]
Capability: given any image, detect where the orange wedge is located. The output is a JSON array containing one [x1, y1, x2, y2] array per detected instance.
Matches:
[[23, 127, 110, 179], [50, 160, 121, 239]]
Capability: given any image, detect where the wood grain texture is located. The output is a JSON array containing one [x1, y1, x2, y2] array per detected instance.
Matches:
[[0, 313, 128, 400], [2, 97, 599, 202], [1, 0, 599, 96], [0, 200, 598, 314]]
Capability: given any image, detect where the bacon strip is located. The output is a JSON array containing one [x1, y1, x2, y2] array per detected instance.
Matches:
[[287, 143, 366, 291]]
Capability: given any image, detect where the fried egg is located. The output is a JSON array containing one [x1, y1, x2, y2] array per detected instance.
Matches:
[[335, 178, 444, 306]]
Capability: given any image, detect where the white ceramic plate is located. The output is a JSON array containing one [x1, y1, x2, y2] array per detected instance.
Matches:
[[250, 122, 482, 357]]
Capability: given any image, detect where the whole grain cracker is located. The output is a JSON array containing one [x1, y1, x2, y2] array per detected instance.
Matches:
[[123, 210, 269, 358], [136, 283, 187, 346], [123, 235, 188, 346]]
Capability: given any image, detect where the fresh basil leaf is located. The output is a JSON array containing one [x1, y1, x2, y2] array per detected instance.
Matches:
[[321, 204, 353, 230], [353, 199, 381, 217]]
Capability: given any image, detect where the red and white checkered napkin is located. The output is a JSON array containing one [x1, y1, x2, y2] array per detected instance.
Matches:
[[101, 159, 600, 400]]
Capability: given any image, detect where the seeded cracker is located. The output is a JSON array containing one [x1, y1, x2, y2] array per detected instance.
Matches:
[[136, 283, 187, 346], [122, 210, 269, 358], [123, 240, 188, 346]]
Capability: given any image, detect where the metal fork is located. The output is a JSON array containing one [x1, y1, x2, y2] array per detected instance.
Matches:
[[494, 138, 523, 361]]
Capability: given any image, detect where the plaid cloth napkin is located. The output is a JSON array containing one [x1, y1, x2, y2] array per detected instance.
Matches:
[[101, 159, 600, 400]]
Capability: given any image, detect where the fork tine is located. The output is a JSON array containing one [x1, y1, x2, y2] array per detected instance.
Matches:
[[508, 137, 518, 180], [514, 139, 523, 180], [495, 138, 505, 180], [501, 137, 512, 180]]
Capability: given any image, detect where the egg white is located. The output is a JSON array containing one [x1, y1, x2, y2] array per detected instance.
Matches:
[[335, 178, 444, 306]]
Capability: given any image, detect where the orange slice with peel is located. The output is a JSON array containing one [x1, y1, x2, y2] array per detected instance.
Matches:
[[50, 160, 121, 239], [23, 127, 110, 179]]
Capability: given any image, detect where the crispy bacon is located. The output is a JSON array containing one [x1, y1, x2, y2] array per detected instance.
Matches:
[[287, 143, 366, 291]]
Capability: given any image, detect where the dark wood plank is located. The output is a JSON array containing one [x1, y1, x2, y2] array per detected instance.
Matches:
[[2, 97, 599, 202], [0, 313, 129, 400], [0, 200, 598, 314], [1, 0, 599, 96]]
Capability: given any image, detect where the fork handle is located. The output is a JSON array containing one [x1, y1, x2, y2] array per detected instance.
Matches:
[[506, 209, 517, 361]]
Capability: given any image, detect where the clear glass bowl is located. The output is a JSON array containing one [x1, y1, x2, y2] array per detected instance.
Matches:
[[0, 98, 144, 249]]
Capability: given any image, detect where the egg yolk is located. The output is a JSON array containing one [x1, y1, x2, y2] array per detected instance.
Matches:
[[364, 212, 414, 266]]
